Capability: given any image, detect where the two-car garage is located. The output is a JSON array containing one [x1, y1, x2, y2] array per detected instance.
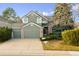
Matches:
[[13, 23, 43, 39]]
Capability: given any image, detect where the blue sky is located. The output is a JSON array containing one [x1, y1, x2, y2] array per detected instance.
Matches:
[[0, 3, 56, 16], [0, 3, 79, 22]]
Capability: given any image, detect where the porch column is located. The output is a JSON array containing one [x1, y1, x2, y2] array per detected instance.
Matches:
[[11, 31, 14, 39], [40, 28, 43, 37], [21, 28, 24, 39]]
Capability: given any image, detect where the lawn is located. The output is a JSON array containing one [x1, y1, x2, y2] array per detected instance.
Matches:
[[42, 40, 79, 51]]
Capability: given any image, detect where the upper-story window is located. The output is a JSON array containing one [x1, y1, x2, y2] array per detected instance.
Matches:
[[42, 21, 48, 23], [37, 17, 42, 23], [22, 17, 28, 23]]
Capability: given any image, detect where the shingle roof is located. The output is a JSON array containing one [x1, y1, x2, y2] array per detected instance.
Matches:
[[0, 16, 16, 23], [0, 16, 22, 23], [44, 16, 53, 21]]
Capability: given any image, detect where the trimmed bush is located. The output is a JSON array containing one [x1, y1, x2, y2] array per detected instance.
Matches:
[[61, 28, 79, 46], [40, 33, 59, 41], [0, 27, 12, 42]]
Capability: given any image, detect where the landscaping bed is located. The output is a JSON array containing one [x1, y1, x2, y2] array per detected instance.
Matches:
[[42, 40, 79, 51], [41, 28, 79, 51]]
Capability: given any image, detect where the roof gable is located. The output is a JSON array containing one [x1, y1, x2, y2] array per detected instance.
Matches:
[[22, 11, 49, 21]]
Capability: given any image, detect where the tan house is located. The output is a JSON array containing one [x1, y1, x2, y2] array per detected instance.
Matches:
[[0, 11, 53, 39]]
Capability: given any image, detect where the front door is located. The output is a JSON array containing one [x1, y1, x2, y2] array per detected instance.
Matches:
[[43, 27, 48, 36]]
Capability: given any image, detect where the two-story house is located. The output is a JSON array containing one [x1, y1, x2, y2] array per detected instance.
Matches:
[[0, 11, 53, 39]]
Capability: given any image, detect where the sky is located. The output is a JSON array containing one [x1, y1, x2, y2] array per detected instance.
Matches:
[[72, 4, 79, 22], [0, 3, 56, 17], [0, 3, 79, 22]]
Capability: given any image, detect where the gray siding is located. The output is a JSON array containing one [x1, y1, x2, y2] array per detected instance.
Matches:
[[12, 23, 22, 29], [0, 21, 11, 28], [23, 12, 48, 26]]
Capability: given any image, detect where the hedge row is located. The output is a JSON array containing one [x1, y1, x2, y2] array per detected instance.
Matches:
[[0, 27, 12, 42], [61, 28, 79, 46]]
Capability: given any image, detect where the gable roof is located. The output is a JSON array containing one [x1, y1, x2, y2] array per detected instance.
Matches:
[[22, 11, 49, 21]]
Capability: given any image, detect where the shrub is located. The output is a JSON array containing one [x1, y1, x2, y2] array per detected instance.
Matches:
[[40, 33, 59, 41], [52, 24, 74, 39], [0, 27, 12, 42], [61, 28, 79, 46]]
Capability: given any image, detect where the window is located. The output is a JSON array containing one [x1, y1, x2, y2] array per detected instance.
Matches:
[[42, 21, 47, 23], [22, 17, 28, 23], [37, 17, 42, 23]]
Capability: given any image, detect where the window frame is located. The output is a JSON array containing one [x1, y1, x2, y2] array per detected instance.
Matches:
[[37, 17, 42, 23], [22, 17, 28, 23]]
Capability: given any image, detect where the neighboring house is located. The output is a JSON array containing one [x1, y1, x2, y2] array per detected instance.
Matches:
[[0, 16, 12, 28], [0, 11, 53, 39]]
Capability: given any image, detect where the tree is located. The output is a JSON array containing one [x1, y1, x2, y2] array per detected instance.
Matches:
[[53, 3, 74, 26], [51, 3, 74, 40], [2, 7, 16, 20]]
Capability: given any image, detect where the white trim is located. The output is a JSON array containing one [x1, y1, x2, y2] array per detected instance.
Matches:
[[23, 22, 42, 28], [37, 17, 42, 23], [22, 17, 28, 23], [26, 11, 37, 17]]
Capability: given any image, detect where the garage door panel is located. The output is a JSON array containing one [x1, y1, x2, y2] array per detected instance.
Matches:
[[13, 29, 21, 39], [23, 24, 40, 38]]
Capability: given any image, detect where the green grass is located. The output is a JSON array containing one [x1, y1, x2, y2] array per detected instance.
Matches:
[[42, 40, 79, 51]]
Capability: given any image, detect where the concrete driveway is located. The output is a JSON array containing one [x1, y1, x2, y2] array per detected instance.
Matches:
[[0, 39, 78, 56]]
